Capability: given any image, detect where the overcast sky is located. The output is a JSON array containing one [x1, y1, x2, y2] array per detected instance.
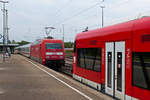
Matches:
[[0, 0, 150, 42]]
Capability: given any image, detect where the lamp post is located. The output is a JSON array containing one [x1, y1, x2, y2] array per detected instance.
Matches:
[[100, 5, 105, 27], [62, 24, 64, 42], [0, 0, 9, 62], [6, 9, 9, 44]]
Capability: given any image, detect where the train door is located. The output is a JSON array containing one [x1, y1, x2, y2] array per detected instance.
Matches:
[[105, 42, 114, 96], [105, 41, 125, 100]]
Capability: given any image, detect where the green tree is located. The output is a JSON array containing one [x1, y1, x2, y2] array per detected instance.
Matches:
[[64, 42, 73, 48], [8, 40, 11, 44], [12, 40, 16, 44], [17, 40, 30, 46]]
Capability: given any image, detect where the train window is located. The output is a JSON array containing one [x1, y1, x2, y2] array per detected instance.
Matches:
[[107, 52, 112, 88], [132, 52, 150, 90], [77, 48, 101, 72], [40, 44, 41, 50], [73, 41, 76, 53], [77, 48, 85, 68], [93, 49, 101, 71], [117, 52, 122, 91], [45, 43, 62, 49]]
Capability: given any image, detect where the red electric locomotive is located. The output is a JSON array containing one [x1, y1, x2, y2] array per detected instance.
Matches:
[[73, 16, 150, 100], [30, 38, 65, 68]]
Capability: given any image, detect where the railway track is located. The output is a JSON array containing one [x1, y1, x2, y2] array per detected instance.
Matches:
[[18, 52, 74, 77], [61, 54, 73, 76]]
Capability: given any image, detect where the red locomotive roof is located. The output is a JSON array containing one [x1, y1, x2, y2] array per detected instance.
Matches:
[[41, 39, 63, 44], [76, 17, 150, 42], [31, 39, 63, 46]]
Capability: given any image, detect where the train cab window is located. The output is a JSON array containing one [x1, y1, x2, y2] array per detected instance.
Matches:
[[77, 48, 101, 72], [45, 43, 62, 49], [132, 52, 150, 90]]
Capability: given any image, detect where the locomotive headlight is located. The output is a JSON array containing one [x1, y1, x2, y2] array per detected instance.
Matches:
[[73, 56, 76, 63], [46, 52, 53, 55], [56, 52, 63, 55]]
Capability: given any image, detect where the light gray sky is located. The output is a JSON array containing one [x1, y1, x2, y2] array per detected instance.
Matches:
[[0, 0, 150, 42]]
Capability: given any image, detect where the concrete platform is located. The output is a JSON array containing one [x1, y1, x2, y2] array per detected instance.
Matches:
[[0, 55, 114, 100]]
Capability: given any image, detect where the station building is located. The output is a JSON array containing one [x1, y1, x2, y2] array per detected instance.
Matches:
[[0, 44, 19, 53]]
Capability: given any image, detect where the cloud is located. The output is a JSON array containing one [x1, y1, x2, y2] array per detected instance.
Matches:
[[0, 0, 148, 42]]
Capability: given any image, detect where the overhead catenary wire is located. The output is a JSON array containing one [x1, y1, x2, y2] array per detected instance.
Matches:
[[55, 0, 130, 27], [54, 0, 73, 17], [53, 0, 126, 27], [54, 1, 104, 26], [53, 0, 100, 21], [69, 0, 132, 31], [106, 0, 130, 9], [53, 0, 147, 42]]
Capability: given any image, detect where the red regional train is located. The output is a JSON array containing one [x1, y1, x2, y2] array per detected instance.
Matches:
[[73, 16, 150, 100], [16, 38, 65, 68]]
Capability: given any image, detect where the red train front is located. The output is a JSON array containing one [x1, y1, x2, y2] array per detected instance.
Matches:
[[30, 38, 65, 68]]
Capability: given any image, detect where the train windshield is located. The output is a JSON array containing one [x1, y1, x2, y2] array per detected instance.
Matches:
[[45, 43, 62, 49]]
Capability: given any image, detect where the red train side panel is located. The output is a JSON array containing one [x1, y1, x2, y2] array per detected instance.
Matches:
[[73, 17, 150, 100]]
